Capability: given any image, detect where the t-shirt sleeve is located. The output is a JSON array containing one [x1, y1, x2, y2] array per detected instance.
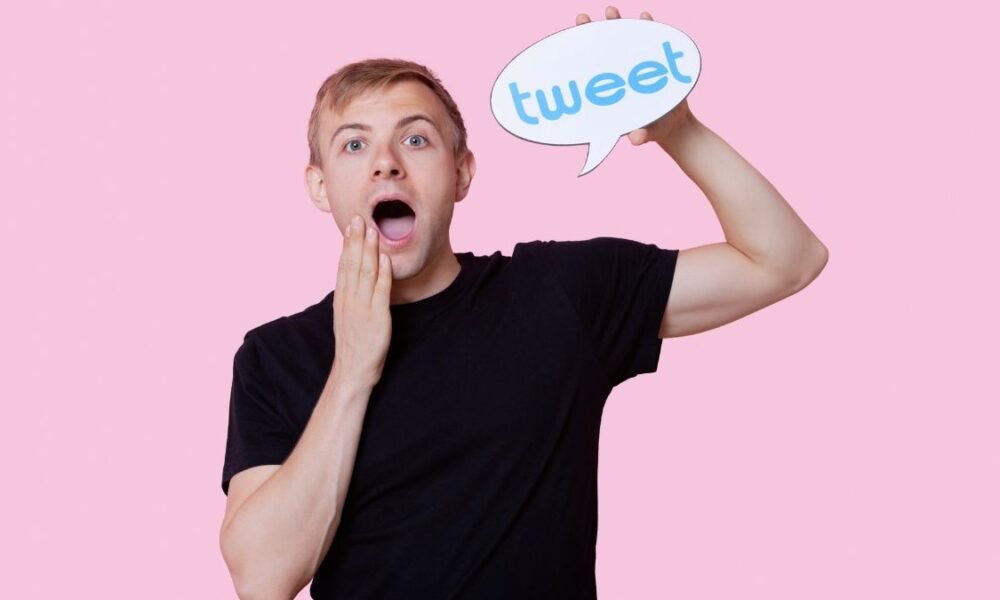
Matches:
[[221, 332, 299, 495], [529, 236, 679, 387]]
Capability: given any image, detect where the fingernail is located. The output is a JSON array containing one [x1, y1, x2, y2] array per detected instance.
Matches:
[[351, 215, 362, 228], [366, 226, 375, 240]]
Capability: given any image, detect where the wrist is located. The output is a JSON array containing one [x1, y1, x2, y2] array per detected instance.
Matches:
[[329, 359, 377, 395], [655, 109, 701, 156]]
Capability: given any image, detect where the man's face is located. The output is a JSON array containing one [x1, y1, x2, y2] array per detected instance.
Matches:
[[306, 79, 474, 282]]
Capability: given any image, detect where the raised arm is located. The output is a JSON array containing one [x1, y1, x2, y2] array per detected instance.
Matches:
[[574, 7, 828, 340], [656, 110, 827, 339]]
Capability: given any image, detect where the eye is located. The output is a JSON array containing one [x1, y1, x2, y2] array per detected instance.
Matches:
[[344, 139, 365, 153], [404, 134, 428, 147]]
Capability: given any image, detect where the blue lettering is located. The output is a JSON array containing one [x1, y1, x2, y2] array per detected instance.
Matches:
[[628, 60, 668, 94], [509, 39, 693, 125], [585, 73, 626, 106], [509, 82, 538, 125], [535, 81, 583, 120], [587, 73, 625, 106], [662, 41, 692, 83]]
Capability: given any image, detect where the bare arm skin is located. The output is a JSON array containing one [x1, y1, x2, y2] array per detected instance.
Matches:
[[220, 370, 373, 599], [219, 215, 393, 600], [656, 111, 828, 339], [576, 7, 828, 340]]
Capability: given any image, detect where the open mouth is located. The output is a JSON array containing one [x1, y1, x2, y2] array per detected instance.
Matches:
[[372, 199, 416, 241]]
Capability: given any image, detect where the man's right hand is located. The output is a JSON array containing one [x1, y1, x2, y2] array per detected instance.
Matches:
[[332, 214, 393, 388]]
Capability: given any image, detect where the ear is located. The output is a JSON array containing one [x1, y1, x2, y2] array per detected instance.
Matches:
[[305, 163, 332, 213], [454, 150, 476, 203]]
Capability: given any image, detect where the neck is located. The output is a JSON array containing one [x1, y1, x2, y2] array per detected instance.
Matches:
[[389, 245, 461, 305]]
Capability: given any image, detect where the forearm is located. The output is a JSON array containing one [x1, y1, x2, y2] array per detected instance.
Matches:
[[220, 362, 372, 599], [659, 111, 828, 282]]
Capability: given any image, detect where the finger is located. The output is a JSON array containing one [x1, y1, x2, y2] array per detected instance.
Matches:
[[343, 214, 364, 293], [357, 222, 378, 302], [372, 252, 392, 310], [640, 10, 653, 20], [605, 5, 621, 19], [333, 228, 347, 328], [575, 13, 591, 25], [335, 218, 354, 303]]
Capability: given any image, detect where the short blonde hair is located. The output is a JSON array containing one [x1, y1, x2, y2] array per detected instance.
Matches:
[[307, 58, 469, 167]]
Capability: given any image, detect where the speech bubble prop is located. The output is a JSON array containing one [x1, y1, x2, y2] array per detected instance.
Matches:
[[491, 18, 701, 176]]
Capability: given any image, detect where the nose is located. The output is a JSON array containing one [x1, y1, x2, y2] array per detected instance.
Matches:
[[371, 143, 404, 179]]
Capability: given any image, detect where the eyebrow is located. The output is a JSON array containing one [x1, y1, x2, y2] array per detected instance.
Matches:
[[329, 114, 440, 148]]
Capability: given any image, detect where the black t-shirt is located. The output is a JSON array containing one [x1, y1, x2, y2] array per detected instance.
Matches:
[[222, 236, 679, 599]]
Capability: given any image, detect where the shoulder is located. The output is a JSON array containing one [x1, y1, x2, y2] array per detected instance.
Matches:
[[237, 291, 333, 363], [512, 236, 666, 259], [511, 236, 677, 278]]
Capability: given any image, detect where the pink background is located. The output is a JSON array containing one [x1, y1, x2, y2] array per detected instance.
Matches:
[[2, 1, 997, 598]]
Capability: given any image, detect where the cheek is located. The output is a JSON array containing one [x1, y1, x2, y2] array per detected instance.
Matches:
[[324, 169, 364, 207], [417, 158, 458, 191], [324, 197, 356, 232]]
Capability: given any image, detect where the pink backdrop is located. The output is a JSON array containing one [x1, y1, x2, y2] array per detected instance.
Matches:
[[2, 1, 997, 598]]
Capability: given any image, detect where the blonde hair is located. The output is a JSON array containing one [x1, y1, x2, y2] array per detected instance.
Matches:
[[307, 58, 468, 167]]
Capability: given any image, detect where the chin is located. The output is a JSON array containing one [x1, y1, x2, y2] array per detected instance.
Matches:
[[387, 254, 420, 281]]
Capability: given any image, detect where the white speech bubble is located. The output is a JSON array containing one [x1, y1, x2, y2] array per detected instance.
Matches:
[[491, 19, 701, 176]]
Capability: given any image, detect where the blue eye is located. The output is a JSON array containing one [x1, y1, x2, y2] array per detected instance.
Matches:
[[405, 134, 427, 147], [344, 139, 364, 153]]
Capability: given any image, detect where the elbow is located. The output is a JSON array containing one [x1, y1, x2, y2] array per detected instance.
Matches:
[[220, 526, 303, 600], [792, 240, 829, 291], [231, 582, 295, 600], [226, 567, 301, 600]]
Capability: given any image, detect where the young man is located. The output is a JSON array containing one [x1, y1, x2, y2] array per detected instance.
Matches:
[[219, 8, 828, 599]]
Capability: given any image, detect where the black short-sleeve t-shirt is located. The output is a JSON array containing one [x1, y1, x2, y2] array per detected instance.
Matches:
[[222, 236, 679, 599]]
